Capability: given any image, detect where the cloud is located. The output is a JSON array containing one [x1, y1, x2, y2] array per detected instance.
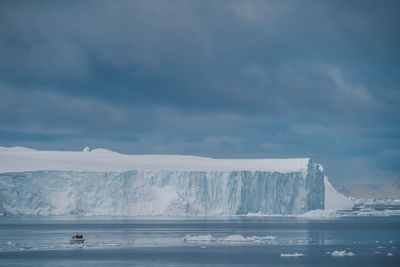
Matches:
[[328, 67, 374, 105], [0, 0, 399, 187]]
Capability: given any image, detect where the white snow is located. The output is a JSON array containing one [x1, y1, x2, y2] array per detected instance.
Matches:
[[0, 146, 309, 173], [331, 250, 355, 257], [280, 253, 304, 257]]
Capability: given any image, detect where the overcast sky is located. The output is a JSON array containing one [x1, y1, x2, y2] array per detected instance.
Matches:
[[0, 0, 399, 186]]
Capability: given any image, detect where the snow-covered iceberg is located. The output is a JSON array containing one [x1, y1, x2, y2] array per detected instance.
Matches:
[[0, 147, 351, 216]]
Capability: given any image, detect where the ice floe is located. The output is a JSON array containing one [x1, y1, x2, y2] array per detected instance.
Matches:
[[183, 234, 277, 245], [280, 253, 304, 257], [184, 235, 215, 242], [331, 250, 355, 257]]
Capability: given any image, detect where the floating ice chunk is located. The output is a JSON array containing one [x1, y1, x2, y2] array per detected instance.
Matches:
[[6, 241, 12, 246], [184, 235, 215, 242], [331, 250, 355, 257], [183, 234, 277, 244], [221, 235, 247, 242], [298, 209, 339, 218], [280, 253, 304, 257], [387, 253, 393, 256], [82, 146, 90, 152], [377, 246, 384, 249], [256, 236, 277, 241], [219, 235, 276, 243]]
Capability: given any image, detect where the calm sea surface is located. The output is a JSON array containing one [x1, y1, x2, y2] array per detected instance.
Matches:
[[0, 216, 399, 266]]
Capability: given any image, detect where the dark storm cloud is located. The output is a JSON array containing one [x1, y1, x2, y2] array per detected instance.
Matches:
[[0, 0, 399, 186]]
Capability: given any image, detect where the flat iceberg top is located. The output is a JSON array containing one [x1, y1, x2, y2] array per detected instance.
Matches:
[[0, 146, 310, 173]]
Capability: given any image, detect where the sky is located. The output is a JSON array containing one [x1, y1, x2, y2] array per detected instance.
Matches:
[[0, 0, 399, 187]]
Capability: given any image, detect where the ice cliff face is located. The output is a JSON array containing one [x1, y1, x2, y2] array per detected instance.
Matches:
[[0, 147, 351, 216], [0, 162, 326, 216]]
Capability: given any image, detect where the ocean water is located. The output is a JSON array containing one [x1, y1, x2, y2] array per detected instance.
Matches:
[[0, 216, 399, 266]]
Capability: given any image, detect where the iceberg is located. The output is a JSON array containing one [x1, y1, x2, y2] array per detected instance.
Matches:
[[0, 147, 351, 216]]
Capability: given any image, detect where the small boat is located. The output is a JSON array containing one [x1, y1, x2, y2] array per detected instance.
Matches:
[[70, 234, 85, 244]]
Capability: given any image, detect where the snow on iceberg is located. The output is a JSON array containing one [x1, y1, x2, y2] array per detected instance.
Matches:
[[0, 146, 311, 173], [0, 147, 351, 216]]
